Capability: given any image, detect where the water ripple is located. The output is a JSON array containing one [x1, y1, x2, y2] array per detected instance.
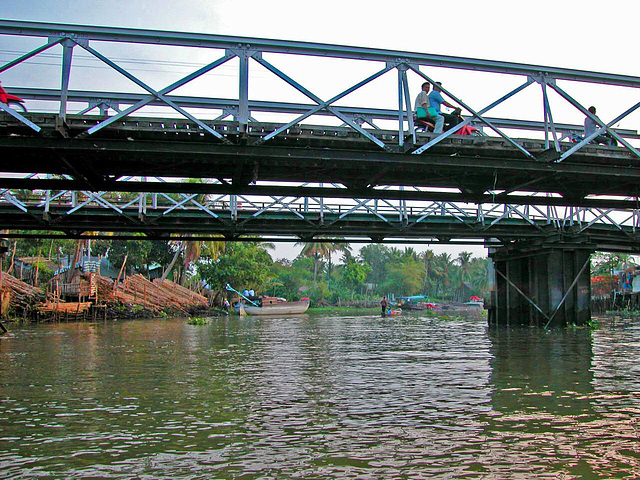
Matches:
[[0, 313, 638, 478]]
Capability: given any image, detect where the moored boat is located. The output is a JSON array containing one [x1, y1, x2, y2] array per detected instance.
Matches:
[[238, 296, 310, 316]]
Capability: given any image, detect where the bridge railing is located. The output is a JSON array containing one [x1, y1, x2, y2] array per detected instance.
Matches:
[[2, 179, 639, 243], [1, 20, 640, 163]]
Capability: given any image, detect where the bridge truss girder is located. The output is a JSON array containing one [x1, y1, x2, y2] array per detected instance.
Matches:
[[1, 184, 640, 252]]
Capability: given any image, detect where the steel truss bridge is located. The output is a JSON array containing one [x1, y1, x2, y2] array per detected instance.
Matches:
[[2, 20, 640, 252]]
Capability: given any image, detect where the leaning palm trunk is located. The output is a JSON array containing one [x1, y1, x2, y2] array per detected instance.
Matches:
[[66, 240, 84, 283], [161, 243, 185, 282]]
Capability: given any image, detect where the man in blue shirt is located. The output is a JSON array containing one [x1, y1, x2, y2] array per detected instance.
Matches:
[[429, 82, 462, 134]]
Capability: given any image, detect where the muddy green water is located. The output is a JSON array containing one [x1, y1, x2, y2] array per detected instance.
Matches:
[[0, 313, 638, 479]]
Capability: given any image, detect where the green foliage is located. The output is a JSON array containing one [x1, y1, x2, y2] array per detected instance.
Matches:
[[382, 257, 425, 296], [198, 242, 274, 293], [358, 244, 390, 291], [339, 260, 370, 291], [187, 317, 207, 325], [586, 318, 599, 329], [3, 229, 491, 307], [7, 233, 75, 258], [271, 257, 313, 299], [306, 283, 330, 304], [108, 237, 155, 275], [591, 252, 637, 276]]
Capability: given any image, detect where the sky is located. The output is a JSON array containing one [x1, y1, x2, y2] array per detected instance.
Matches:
[[3, 0, 640, 261]]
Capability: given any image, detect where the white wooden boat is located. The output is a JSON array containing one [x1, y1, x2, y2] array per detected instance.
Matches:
[[239, 298, 310, 316]]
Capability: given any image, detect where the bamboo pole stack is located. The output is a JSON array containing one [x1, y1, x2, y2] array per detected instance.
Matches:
[[0, 271, 46, 311], [153, 278, 208, 309], [37, 301, 92, 314], [94, 274, 208, 313]]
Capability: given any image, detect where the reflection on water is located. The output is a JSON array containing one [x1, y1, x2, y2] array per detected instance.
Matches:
[[0, 313, 638, 478]]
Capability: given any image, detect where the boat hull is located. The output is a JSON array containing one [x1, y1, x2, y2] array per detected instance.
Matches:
[[242, 300, 310, 316]]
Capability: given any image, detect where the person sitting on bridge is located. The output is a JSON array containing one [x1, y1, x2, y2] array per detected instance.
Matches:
[[414, 82, 443, 133], [429, 82, 463, 133], [584, 106, 616, 146]]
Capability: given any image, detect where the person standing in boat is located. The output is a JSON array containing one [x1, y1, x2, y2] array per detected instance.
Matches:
[[380, 297, 388, 317]]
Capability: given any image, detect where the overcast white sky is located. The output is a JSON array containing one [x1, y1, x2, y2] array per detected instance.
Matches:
[[3, 0, 639, 261]]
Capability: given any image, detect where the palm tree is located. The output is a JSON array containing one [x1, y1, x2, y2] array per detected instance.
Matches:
[[432, 252, 453, 299], [421, 249, 435, 296], [470, 257, 489, 295], [295, 241, 350, 283], [182, 239, 226, 283], [455, 251, 474, 301], [257, 241, 276, 253], [402, 247, 420, 261]]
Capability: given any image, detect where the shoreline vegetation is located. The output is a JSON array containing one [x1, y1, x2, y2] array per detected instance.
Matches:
[[0, 268, 478, 327], [1, 239, 634, 330]]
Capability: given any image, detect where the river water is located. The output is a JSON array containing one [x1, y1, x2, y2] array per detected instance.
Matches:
[[0, 312, 638, 479]]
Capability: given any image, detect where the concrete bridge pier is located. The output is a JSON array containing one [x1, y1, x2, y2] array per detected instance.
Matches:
[[487, 246, 592, 328]]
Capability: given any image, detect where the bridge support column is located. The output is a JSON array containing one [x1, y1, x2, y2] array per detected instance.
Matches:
[[488, 246, 592, 328]]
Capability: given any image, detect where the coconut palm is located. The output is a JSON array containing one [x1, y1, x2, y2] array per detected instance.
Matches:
[[470, 257, 489, 295], [421, 249, 436, 296], [455, 251, 474, 301], [295, 240, 351, 282], [432, 252, 453, 299]]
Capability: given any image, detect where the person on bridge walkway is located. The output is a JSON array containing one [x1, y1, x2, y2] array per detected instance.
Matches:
[[429, 82, 463, 134], [584, 106, 616, 146], [380, 297, 388, 317], [414, 82, 444, 133]]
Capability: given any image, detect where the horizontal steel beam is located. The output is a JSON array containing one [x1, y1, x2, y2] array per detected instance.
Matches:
[[2, 20, 640, 87], [3, 177, 640, 209], [1, 134, 638, 180]]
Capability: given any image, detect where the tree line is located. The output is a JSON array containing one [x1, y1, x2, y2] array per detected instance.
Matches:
[[7, 234, 637, 305], [3, 234, 493, 305]]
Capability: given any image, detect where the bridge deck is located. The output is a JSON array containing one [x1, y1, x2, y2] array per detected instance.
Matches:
[[1, 113, 637, 208]]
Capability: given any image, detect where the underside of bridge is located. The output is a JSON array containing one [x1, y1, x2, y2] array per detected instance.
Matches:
[[2, 115, 639, 328], [1, 115, 640, 207]]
